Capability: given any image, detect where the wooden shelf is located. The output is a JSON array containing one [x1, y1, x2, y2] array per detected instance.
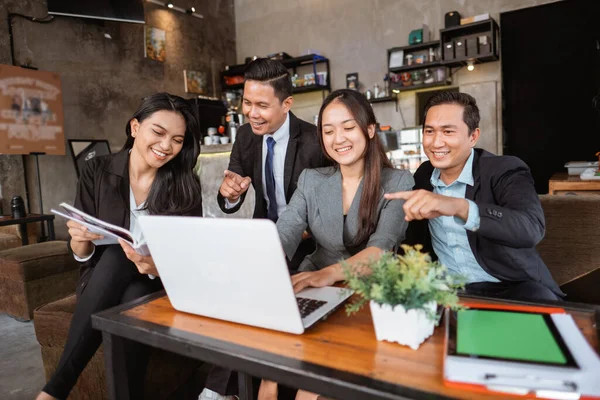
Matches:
[[292, 84, 330, 94], [388, 41, 441, 73], [292, 85, 331, 94], [389, 61, 442, 74], [222, 54, 328, 76], [282, 54, 328, 68], [221, 54, 330, 95], [442, 54, 499, 68], [391, 81, 452, 93], [440, 19, 495, 35], [388, 40, 440, 54], [440, 18, 500, 67], [387, 41, 449, 95], [222, 83, 330, 95], [222, 83, 244, 91], [369, 95, 396, 104]]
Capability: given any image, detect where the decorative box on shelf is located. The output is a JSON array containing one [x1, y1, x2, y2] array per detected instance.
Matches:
[[440, 18, 499, 67]]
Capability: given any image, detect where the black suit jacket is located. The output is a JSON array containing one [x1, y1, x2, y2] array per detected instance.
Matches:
[[71, 150, 202, 296], [217, 112, 328, 218], [404, 148, 563, 296]]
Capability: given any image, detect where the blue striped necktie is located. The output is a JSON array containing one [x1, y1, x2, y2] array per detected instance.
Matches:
[[265, 137, 278, 222]]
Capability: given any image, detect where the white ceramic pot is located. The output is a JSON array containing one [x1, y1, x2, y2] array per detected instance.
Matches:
[[369, 300, 436, 350]]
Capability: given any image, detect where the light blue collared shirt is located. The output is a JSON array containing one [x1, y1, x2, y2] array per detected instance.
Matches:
[[261, 112, 290, 218], [428, 149, 499, 284]]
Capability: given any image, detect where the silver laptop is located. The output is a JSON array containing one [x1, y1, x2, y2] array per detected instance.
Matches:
[[138, 216, 353, 334]]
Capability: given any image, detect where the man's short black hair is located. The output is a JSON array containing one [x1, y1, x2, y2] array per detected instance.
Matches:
[[244, 58, 292, 103], [423, 92, 480, 134]]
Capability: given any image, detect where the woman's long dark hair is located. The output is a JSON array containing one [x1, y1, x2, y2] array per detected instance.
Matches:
[[317, 89, 393, 246], [122, 92, 202, 216]]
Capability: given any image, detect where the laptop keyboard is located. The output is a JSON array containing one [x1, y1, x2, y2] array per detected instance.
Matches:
[[296, 297, 327, 319]]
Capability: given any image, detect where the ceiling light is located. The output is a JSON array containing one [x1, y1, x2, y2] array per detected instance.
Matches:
[[467, 60, 475, 72], [145, 0, 203, 19]]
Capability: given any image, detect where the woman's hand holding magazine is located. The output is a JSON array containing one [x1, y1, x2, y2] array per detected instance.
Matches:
[[119, 240, 159, 277], [67, 219, 103, 259], [51, 203, 150, 256]]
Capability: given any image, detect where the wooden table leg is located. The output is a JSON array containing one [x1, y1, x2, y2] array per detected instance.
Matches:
[[102, 332, 130, 400], [238, 372, 254, 400], [19, 223, 28, 246], [47, 219, 55, 240]]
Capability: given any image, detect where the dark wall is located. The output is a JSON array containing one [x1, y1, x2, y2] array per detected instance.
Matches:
[[0, 0, 235, 237], [501, 0, 600, 193]]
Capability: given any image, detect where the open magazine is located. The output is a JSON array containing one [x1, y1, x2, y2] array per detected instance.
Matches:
[[51, 203, 150, 256]]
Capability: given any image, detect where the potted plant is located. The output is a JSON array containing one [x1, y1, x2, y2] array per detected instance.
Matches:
[[343, 245, 464, 350]]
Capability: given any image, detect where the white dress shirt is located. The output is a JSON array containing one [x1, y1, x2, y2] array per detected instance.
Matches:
[[226, 112, 290, 218]]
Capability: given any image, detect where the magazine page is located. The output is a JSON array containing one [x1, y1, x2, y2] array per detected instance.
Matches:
[[51, 203, 151, 256], [51, 203, 135, 244], [50, 208, 132, 247], [59, 203, 135, 242]]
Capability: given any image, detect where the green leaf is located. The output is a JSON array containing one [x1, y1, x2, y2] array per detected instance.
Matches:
[[342, 246, 465, 321]]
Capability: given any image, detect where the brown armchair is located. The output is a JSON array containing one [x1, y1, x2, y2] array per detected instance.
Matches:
[[0, 223, 39, 251], [537, 195, 600, 304], [34, 294, 203, 399]]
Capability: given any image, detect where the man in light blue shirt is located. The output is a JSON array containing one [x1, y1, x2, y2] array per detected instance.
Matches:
[[428, 148, 500, 284], [386, 92, 562, 302]]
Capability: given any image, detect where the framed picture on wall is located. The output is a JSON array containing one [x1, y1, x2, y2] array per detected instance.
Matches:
[[346, 73, 359, 90], [389, 49, 404, 69], [183, 70, 208, 95], [144, 25, 166, 62]]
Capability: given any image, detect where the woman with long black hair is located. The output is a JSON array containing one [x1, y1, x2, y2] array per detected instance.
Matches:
[[38, 93, 203, 400], [259, 89, 414, 400]]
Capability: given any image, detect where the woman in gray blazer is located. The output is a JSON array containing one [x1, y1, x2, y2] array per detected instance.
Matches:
[[260, 89, 414, 400]]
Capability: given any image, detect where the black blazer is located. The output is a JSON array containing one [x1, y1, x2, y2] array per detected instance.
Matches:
[[217, 112, 329, 218], [404, 148, 563, 296], [71, 150, 202, 296]]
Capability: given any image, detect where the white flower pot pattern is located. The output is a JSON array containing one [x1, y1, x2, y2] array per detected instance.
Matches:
[[369, 300, 437, 350]]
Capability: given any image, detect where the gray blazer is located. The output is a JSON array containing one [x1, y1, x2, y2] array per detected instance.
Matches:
[[276, 166, 415, 272]]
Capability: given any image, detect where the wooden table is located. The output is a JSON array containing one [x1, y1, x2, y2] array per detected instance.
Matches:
[[548, 173, 600, 195], [92, 292, 600, 400], [0, 213, 55, 245]]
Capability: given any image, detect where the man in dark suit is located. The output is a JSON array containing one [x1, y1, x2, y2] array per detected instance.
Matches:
[[385, 92, 563, 302], [202, 59, 328, 400], [217, 58, 327, 220]]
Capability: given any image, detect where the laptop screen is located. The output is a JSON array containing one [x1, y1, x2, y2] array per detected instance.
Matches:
[[448, 308, 579, 368]]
